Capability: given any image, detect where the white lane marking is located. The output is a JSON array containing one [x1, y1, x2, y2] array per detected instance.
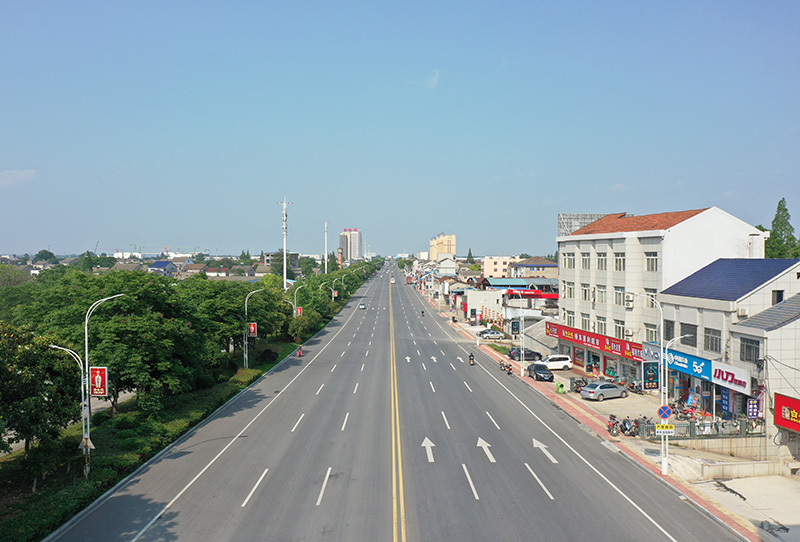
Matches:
[[434, 340, 438, 345], [348, 341, 351, 346], [477, 438, 496, 463], [361, 363, 365, 371], [417, 350, 420, 356], [450, 362, 457, 371], [369, 340, 372, 346], [331, 364, 337, 373], [413, 340, 416, 345], [353, 383, 359, 394], [486, 411, 501, 430], [462, 464, 479, 500], [353, 333, 357, 338], [428, 332, 431, 337], [422, 363, 427, 371], [525, 463, 555, 500], [340, 351, 345, 357], [441, 411, 451, 430], [365, 350, 369, 356], [316, 384, 325, 395], [441, 349, 446, 356], [241, 468, 269, 507], [291, 413, 305, 433], [316, 467, 333, 506], [429, 381, 436, 393], [341, 412, 350, 431], [463, 381, 473, 392]]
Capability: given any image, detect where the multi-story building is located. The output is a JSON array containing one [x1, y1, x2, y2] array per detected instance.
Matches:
[[482, 256, 523, 278], [510, 256, 559, 279], [429, 233, 456, 261], [339, 228, 362, 261], [551, 207, 768, 384]]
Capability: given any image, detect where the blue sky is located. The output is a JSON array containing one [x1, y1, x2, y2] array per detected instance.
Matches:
[[2, 2, 798, 258]]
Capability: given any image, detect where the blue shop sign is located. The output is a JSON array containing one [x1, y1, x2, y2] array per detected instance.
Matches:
[[665, 349, 712, 381]]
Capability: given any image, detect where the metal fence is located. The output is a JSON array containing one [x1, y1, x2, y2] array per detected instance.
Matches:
[[640, 417, 765, 440]]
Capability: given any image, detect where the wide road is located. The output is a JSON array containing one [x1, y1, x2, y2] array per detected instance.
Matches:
[[48, 262, 741, 541]]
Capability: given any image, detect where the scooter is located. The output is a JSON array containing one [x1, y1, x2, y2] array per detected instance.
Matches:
[[607, 414, 620, 436], [573, 378, 588, 393], [620, 416, 635, 436], [628, 381, 645, 395], [469, 354, 475, 366]]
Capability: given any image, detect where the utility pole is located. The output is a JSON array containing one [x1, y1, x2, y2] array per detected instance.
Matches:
[[278, 196, 292, 291], [324, 222, 329, 274]]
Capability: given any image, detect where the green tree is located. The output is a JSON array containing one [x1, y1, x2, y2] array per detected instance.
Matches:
[[298, 257, 317, 277], [288, 310, 322, 341], [466, 248, 474, 264], [194, 252, 206, 263], [518, 253, 532, 259], [239, 250, 254, 265], [469, 263, 481, 272], [764, 198, 798, 258], [33, 249, 59, 264], [327, 252, 340, 272], [270, 249, 296, 279], [0, 264, 31, 288]]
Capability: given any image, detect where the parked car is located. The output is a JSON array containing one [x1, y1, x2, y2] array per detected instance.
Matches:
[[580, 381, 628, 401], [475, 328, 494, 337], [359, 303, 366, 310], [509, 348, 542, 361], [539, 354, 573, 371], [480, 330, 504, 340], [527, 362, 554, 381]]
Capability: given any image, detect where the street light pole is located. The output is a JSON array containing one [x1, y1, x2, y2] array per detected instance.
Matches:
[[662, 334, 691, 475], [49, 345, 90, 479], [85, 293, 124, 442], [244, 288, 265, 369], [293, 284, 306, 316]]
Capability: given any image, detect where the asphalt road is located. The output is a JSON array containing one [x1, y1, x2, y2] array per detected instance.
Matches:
[[47, 263, 742, 542]]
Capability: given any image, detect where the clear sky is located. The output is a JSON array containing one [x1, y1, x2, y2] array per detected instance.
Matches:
[[2, 2, 798, 258]]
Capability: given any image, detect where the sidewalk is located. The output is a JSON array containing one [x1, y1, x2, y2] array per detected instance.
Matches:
[[434, 303, 800, 542]]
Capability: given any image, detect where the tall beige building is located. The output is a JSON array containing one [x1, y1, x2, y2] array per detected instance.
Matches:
[[429, 233, 456, 261]]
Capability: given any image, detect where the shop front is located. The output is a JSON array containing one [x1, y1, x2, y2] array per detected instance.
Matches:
[[712, 360, 755, 419]]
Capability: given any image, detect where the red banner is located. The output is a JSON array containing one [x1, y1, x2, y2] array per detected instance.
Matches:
[[774, 393, 800, 433], [90, 366, 108, 397], [545, 321, 646, 362], [248, 322, 257, 338], [296, 307, 303, 317]]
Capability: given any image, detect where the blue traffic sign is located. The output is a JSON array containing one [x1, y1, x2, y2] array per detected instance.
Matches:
[[658, 405, 672, 420]]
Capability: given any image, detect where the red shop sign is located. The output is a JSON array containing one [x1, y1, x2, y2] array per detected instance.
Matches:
[[774, 393, 800, 433], [545, 321, 645, 363]]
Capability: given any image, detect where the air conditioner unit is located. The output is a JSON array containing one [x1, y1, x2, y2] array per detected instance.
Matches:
[[624, 328, 634, 338], [737, 307, 748, 318], [624, 293, 634, 309]]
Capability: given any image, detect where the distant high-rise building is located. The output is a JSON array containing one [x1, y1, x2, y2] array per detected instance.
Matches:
[[339, 228, 363, 261], [429, 233, 456, 261]]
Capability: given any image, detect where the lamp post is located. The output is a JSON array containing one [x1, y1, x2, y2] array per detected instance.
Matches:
[[510, 291, 527, 376], [293, 284, 306, 317], [85, 294, 124, 433], [320, 281, 334, 301], [244, 288, 265, 369], [662, 334, 692, 475], [49, 345, 90, 479]]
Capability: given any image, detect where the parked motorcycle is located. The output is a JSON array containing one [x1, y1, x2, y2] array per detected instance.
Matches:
[[627, 381, 645, 395], [607, 414, 620, 436], [620, 416, 636, 436], [573, 378, 588, 393]]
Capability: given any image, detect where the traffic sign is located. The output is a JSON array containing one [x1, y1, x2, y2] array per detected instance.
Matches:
[[655, 424, 675, 436], [658, 405, 672, 419], [90, 366, 108, 397]]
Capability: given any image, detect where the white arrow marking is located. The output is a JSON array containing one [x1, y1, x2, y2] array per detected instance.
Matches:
[[457, 356, 464, 363], [421, 437, 436, 463], [533, 438, 559, 464], [405, 356, 411, 363], [431, 356, 437, 363], [477, 438, 496, 463]]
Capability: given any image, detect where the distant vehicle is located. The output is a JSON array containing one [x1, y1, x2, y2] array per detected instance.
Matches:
[[527, 362, 554, 382], [508, 348, 542, 361], [480, 330, 504, 340], [539, 354, 573, 371], [391, 277, 395, 284], [359, 303, 366, 310], [475, 329, 495, 337], [580, 381, 628, 401]]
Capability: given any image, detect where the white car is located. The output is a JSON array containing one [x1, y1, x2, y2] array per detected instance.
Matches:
[[539, 354, 573, 371], [359, 303, 366, 310]]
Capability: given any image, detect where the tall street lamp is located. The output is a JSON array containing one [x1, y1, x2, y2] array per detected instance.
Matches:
[[49, 344, 91, 478], [320, 281, 334, 301], [85, 294, 124, 430], [662, 334, 692, 475], [244, 288, 265, 369], [510, 291, 527, 376]]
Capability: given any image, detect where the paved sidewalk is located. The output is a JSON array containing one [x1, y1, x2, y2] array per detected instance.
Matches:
[[426, 300, 800, 542]]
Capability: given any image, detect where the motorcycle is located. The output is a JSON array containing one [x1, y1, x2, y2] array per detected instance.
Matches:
[[469, 354, 475, 366], [620, 416, 635, 436], [607, 414, 620, 436], [627, 381, 645, 395], [573, 378, 588, 393]]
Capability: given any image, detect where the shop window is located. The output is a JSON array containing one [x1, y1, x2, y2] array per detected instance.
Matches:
[[740, 337, 760, 363], [704, 328, 721, 353], [664, 320, 675, 341], [680, 323, 697, 346], [597, 253, 607, 271]]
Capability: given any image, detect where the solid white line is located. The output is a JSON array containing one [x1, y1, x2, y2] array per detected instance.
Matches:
[[462, 464, 479, 500], [361, 363, 365, 371], [422, 363, 427, 371], [463, 381, 473, 392], [441, 411, 451, 430], [429, 381, 436, 392], [241, 468, 269, 507], [291, 413, 305, 433], [525, 463, 554, 500], [316, 467, 332, 506], [450, 362, 457, 371], [331, 364, 337, 373], [341, 412, 349, 431], [316, 384, 324, 395], [486, 411, 501, 430], [353, 383, 359, 394]]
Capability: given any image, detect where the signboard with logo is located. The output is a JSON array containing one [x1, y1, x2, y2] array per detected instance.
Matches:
[[712, 361, 751, 396], [774, 393, 800, 433], [747, 398, 759, 419], [720, 387, 731, 413], [90, 366, 108, 397], [296, 307, 303, 317], [665, 349, 712, 382], [511, 321, 520, 334], [248, 322, 257, 338], [643, 362, 659, 390], [545, 322, 646, 362]]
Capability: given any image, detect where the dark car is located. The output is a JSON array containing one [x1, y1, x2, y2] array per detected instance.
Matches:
[[526, 362, 554, 381], [509, 348, 542, 362]]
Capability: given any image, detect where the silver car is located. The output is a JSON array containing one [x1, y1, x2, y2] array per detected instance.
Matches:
[[580, 381, 628, 401]]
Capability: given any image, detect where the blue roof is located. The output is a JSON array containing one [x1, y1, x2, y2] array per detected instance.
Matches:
[[150, 260, 171, 268], [662, 259, 800, 301]]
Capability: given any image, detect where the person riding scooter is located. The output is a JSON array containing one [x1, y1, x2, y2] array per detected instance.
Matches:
[[469, 353, 475, 365], [421, 310, 425, 317]]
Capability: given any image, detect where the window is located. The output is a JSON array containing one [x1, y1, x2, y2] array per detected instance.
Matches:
[[644, 288, 657, 309], [704, 328, 721, 353], [581, 252, 590, 270], [596, 253, 607, 271], [772, 290, 784, 305], [680, 323, 697, 347], [596, 285, 606, 304], [596, 317, 606, 336], [581, 313, 590, 331], [645, 324, 658, 343], [564, 281, 574, 299], [645, 252, 658, 272], [614, 286, 625, 306], [565, 310, 575, 327], [664, 320, 675, 341], [614, 319, 625, 339], [740, 337, 760, 363], [563, 253, 575, 269], [614, 252, 626, 272], [581, 283, 591, 301]]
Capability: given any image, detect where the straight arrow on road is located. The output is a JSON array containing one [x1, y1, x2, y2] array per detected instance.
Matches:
[[477, 437, 496, 463], [533, 438, 559, 464], [431, 356, 437, 363], [405, 356, 411, 363], [421, 437, 436, 463]]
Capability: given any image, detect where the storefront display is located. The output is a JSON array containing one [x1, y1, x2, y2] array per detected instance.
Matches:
[[573, 347, 585, 368]]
